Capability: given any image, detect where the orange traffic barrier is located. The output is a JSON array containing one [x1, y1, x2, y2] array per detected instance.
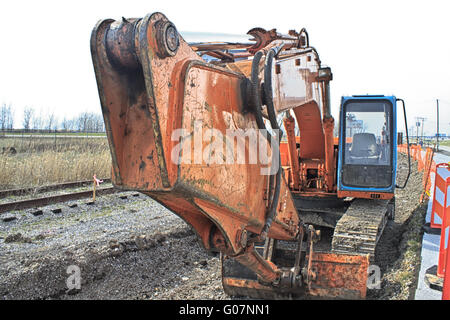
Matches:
[[397, 145, 436, 203], [397, 144, 450, 299], [413, 145, 422, 161], [417, 147, 426, 171], [397, 144, 407, 155], [430, 163, 450, 278], [442, 163, 450, 300], [444, 229, 450, 299], [421, 148, 435, 203]]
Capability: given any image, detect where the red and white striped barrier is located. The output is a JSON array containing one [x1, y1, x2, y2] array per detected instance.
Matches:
[[397, 144, 450, 299], [429, 163, 450, 299]]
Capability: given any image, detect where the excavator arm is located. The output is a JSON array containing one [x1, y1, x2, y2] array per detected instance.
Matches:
[[91, 12, 369, 298]]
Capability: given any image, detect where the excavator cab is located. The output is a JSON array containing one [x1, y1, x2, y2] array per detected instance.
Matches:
[[337, 96, 400, 199]]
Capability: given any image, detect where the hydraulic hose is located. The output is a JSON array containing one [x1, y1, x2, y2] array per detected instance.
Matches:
[[251, 51, 275, 222], [260, 48, 282, 237], [249, 49, 283, 240], [250, 51, 267, 131]]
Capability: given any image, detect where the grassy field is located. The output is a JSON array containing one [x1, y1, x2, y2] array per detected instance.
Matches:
[[408, 138, 450, 148], [0, 136, 111, 190], [439, 139, 450, 147]]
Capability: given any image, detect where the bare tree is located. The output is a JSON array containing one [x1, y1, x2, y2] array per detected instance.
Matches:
[[23, 106, 34, 131], [0, 104, 7, 131], [52, 116, 59, 131], [94, 114, 105, 132], [63, 112, 104, 133], [67, 118, 76, 131], [61, 117, 69, 132], [32, 114, 42, 130], [0, 103, 7, 131], [46, 112, 56, 132], [76, 112, 88, 132], [7, 106, 13, 130], [0, 103, 14, 131]]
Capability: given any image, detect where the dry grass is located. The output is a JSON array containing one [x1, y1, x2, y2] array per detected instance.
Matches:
[[0, 137, 111, 189]]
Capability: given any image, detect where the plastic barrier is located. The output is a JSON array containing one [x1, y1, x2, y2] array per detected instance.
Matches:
[[421, 148, 436, 202], [397, 144, 449, 299], [397, 144, 436, 202], [430, 163, 450, 280], [430, 164, 450, 228], [444, 225, 450, 300], [417, 146, 426, 171], [441, 163, 450, 299]]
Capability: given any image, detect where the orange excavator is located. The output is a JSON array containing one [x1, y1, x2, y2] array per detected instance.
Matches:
[[91, 12, 410, 299]]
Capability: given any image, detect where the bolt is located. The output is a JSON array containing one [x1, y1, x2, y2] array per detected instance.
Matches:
[[165, 25, 179, 52], [156, 20, 180, 58], [239, 229, 248, 248]]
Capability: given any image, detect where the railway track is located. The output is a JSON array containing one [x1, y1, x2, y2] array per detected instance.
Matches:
[[0, 179, 144, 215], [0, 187, 118, 215], [0, 179, 111, 198]]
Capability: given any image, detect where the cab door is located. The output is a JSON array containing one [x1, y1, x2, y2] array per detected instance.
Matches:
[[337, 96, 397, 195]]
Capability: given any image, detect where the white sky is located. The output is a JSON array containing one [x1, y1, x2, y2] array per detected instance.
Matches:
[[0, 0, 449, 135]]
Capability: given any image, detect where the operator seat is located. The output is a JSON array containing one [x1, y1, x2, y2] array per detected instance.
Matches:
[[350, 133, 380, 159]]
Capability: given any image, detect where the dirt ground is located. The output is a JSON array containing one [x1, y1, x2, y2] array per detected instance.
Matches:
[[368, 154, 427, 299], [0, 154, 426, 300]]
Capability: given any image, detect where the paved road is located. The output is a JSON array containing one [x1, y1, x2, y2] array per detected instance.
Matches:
[[438, 145, 450, 156], [415, 147, 449, 299]]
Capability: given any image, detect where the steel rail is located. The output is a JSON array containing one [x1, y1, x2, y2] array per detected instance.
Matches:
[[0, 187, 116, 214], [0, 179, 112, 198]]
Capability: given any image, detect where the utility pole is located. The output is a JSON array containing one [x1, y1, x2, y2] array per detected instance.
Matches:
[[415, 117, 420, 144], [416, 117, 427, 146], [421, 117, 425, 143], [437, 99, 440, 151]]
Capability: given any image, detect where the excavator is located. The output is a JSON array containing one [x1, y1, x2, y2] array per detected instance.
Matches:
[[90, 12, 410, 299]]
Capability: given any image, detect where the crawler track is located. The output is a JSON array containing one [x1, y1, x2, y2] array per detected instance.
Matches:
[[331, 198, 390, 261]]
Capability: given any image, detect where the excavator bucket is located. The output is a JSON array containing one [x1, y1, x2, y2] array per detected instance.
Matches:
[[307, 252, 369, 299], [221, 242, 369, 299]]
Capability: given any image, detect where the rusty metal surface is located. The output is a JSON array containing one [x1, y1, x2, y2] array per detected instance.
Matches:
[[91, 12, 303, 284], [293, 102, 325, 160], [222, 277, 307, 299], [233, 244, 281, 283], [337, 190, 394, 200], [283, 116, 300, 190], [222, 250, 370, 299], [308, 252, 369, 299], [91, 11, 370, 298]]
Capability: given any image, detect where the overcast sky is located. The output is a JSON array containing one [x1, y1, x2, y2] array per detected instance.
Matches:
[[0, 0, 449, 135]]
